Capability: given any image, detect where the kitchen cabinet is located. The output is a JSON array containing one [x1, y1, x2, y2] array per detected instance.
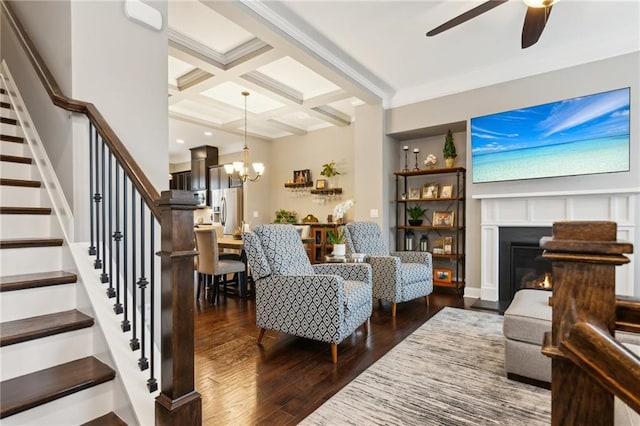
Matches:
[[190, 146, 218, 191], [169, 171, 191, 190]]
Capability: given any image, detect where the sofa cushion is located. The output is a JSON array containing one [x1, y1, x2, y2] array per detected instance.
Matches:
[[342, 280, 371, 318], [503, 289, 551, 345], [346, 222, 389, 256], [401, 262, 431, 285], [254, 224, 315, 276]]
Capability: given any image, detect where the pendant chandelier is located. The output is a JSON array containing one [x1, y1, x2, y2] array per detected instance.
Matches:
[[223, 91, 264, 183]]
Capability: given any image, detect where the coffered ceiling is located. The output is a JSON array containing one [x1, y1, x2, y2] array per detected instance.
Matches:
[[168, 0, 639, 163]]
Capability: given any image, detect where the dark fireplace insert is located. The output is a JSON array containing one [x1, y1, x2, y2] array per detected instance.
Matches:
[[499, 227, 552, 303]]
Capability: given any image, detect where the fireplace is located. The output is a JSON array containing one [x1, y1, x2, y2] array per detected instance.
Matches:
[[499, 227, 552, 302]]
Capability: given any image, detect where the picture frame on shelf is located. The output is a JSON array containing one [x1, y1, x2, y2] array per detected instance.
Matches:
[[316, 179, 326, 189], [422, 182, 439, 199], [408, 187, 421, 200], [434, 268, 453, 283], [440, 184, 453, 199], [293, 169, 311, 184], [444, 236, 453, 254], [433, 211, 455, 227], [432, 237, 445, 254]]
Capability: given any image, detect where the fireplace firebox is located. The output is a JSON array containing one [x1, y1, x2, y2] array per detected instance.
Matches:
[[499, 227, 552, 302]]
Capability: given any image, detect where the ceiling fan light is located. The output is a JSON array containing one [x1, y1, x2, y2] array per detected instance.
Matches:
[[522, 0, 556, 8]]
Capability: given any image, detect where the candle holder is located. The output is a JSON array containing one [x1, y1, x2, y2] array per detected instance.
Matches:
[[402, 146, 409, 172], [413, 148, 420, 171]]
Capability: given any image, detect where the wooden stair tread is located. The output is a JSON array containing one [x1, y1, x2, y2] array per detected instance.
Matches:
[[0, 154, 32, 164], [0, 271, 77, 292], [0, 206, 50, 215], [82, 412, 127, 426], [0, 309, 94, 347], [0, 356, 115, 419], [0, 178, 41, 188], [0, 134, 24, 143], [0, 238, 64, 249], [0, 117, 16, 125]]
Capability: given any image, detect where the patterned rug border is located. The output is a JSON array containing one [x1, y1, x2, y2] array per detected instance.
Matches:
[[301, 307, 551, 425]]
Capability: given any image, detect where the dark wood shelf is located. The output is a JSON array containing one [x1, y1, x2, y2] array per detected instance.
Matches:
[[310, 188, 342, 195], [434, 280, 465, 289], [394, 167, 465, 177], [398, 225, 464, 231], [397, 197, 463, 203], [284, 182, 313, 188]]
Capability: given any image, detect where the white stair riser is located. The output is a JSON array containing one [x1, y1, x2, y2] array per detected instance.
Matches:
[[1, 123, 20, 138], [0, 381, 115, 426], [0, 245, 64, 279], [0, 186, 45, 207], [0, 327, 93, 380], [1, 107, 18, 120], [0, 161, 35, 180], [0, 141, 26, 157], [0, 214, 54, 239], [0, 282, 75, 322]]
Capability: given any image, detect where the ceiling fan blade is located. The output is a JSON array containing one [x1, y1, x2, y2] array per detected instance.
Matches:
[[426, 0, 508, 37], [521, 5, 553, 48]]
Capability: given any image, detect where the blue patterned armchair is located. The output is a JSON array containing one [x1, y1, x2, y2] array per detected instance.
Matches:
[[344, 221, 433, 317], [242, 224, 372, 363]]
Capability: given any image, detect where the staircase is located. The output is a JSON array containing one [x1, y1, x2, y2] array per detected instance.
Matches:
[[0, 86, 127, 425]]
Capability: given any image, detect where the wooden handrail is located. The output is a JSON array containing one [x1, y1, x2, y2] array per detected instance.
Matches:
[[1, 0, 160, 218], [561, 321, 640, 414], [617, 296, 640, 334]]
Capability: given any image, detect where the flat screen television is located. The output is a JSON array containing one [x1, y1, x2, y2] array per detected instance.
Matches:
[[471, 87, 630, 183]]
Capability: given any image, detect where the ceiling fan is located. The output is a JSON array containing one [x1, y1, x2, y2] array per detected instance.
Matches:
[[426, 0, 557, 49]]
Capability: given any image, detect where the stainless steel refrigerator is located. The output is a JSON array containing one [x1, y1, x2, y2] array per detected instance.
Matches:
[[210, 188, 243, 235]]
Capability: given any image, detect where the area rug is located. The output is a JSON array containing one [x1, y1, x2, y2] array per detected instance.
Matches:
[[300, 307, 551, 425]]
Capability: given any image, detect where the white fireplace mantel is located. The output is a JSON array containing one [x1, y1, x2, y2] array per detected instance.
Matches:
[[478, 192, 638, 301]]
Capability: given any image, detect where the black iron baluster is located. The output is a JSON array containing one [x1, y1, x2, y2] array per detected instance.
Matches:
[[147, 212, 158, 392], [113, 163, 123, 314], [88, 124, 96, 256], [130, 190, 140, 351], [100, 140, 109, 283], [137, 198, 149, 371], [93, 130, 102, 269], [121, 178, 131, 332], [106, 151, 115, 297]]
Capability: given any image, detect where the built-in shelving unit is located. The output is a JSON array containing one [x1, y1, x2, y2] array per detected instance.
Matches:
[[394, 167, 466, 292]]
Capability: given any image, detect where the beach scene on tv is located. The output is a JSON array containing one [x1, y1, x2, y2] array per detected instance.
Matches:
[[471, 87, 630, 183]]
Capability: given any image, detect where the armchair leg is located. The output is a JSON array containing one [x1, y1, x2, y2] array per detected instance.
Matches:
[[391, 303, 397, 317], [363, 319, 369, 334], [257, 328, 266, 344], [330, 343, 338, 364], [425, 295, 430, 307]]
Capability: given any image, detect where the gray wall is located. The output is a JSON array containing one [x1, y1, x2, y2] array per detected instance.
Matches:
[[386, 52, 640, 293]]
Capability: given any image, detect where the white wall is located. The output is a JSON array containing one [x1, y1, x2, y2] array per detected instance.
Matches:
[[70, 1, 169, 195], [386, 52, 640, 294]]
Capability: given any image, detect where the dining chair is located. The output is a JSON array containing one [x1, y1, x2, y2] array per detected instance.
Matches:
[[195, 227, 246, 304]]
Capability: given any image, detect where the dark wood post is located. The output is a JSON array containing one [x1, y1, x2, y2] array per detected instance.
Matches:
[[541, 221, 632, 426], [155, 190, 201, 425]]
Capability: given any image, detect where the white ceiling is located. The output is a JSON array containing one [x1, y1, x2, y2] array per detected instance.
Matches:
[[168, 0, 640, 163]]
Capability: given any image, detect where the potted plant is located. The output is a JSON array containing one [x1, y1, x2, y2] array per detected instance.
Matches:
[[274, 209, 297, 224], [407, 204, 428, 226], [320, 160, 340, 188], [443, 129, 457, 168], [327, 226, 346, 257]]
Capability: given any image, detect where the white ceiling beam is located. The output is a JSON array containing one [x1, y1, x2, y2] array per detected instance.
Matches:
[[309, 105, 351, 127], [176, 68, 215, 91], [266, 119, 308, 135]]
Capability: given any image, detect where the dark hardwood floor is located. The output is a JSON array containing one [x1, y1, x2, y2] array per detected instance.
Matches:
[[194, 285, 478, 425]]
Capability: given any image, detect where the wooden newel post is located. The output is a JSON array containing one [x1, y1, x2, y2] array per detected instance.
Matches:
[[155, 190, 202, 425], [541, 221, 632, 426]]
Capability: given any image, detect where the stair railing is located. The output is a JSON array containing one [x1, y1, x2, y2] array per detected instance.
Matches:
[[1, 1, 202, 424], [540, 221, 640, 425]]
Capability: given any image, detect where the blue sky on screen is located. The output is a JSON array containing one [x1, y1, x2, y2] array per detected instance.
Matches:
[[471, 88, 630, 155]]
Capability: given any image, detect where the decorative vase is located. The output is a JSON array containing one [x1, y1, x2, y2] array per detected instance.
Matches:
[[445, 157, 455, 168], [332, 243, 346, 257], [408, 219, 423, 226]]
